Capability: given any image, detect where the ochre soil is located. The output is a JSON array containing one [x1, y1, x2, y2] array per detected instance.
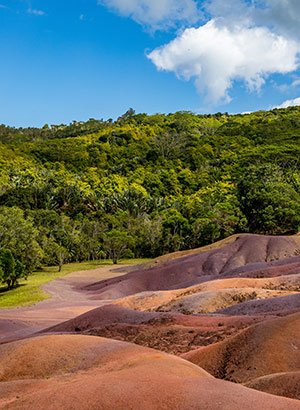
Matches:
[[2, 234, 300, 407], [1, 335, 300, 410]]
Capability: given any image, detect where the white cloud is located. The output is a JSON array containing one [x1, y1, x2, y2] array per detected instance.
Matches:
[[100, 0, 300, 104], [27, 8, 45, 16], [98, 0, 202, 29], [148, 20, 300, 103], [275, 97, 300, 109], [292, 78, 300, 87]]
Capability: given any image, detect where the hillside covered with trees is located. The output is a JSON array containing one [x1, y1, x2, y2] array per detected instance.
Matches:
[[1, 106, 300, 287]]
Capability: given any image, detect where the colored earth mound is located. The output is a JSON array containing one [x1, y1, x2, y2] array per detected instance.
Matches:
[[82, 235, 300, 300], [182, 312, 300, 384], [245, 372, 300, 400], [2, 234, 300, 407], [44, 304, 262, 354], [216, 292, 300, 315], [1, 335, 300, 410], [113, 286, 294, 314]]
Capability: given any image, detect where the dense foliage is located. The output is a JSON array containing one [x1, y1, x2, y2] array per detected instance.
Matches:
[[1, 106, 300, 286]]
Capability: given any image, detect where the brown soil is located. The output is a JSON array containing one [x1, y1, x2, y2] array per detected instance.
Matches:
[[215, 292, 300, 316], [113, 287, 294, 314], [2, 234, 300, 407], [43, 304, 264, 354], [1, 335, 300, 410], [245, 372, 300, 400], [182, 312, 300, 383]]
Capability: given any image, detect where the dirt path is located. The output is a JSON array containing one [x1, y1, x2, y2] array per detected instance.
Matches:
[[0, 264, 132, 342]]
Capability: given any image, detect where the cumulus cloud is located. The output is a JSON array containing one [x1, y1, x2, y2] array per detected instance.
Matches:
[[148, 20, 300, 103], [98, 0, 202, 29], [275, 97, 300, 109], [100, 0, 300, 104]]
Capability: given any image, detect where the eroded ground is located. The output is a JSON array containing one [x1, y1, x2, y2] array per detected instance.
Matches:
[[1, 234, 300, 408]]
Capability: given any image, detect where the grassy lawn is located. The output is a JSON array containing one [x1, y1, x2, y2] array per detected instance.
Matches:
[[0, 258, 150, 309]]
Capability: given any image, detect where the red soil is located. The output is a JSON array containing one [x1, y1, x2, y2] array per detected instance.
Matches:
[[182, 312, 300, 384], [245, 372, 300, 400], [43, 304, 264, 354], [1, 335, 300, 410], [2, 234, 300, 406]]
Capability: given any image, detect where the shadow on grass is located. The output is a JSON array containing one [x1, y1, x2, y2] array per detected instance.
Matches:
[[0, 283, 26, 294]]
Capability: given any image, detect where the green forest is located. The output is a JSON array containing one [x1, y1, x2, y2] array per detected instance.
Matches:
[[1, 106, 300, 288]]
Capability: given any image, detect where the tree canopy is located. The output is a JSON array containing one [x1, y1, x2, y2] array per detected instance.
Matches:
[[1, 107, 300, 285]]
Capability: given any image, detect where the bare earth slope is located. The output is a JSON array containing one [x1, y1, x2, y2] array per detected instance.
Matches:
[[245, 372, 300, 401], [82, 235, 300, 300], [44, 304, 263, 354], [2, 234, 300, 407], [1, 335, 300, 410], [182, 312, 300, 384]]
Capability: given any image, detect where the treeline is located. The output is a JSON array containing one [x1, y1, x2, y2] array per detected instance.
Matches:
[[1, 107, 300, 287]]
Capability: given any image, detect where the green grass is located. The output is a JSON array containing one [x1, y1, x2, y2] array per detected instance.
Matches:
[[0, 258, 151, 309]]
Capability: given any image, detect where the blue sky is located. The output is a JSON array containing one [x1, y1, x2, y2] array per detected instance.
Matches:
[[1, 0, 300, 127]]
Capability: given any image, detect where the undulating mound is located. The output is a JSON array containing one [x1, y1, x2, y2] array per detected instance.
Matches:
[[245, 372, 300, 401], [113, 287, 294, 314], [216, 293, 300, 316], [183, 273, 300, 292], [1, 335, 300, 410], [141, 233, 249, 268], [82, 235, 300, 300], [43, 304, 263, 354], [43, 304, 159, 333], [182, 312, 300, 384], [0, 335, 210, 382]]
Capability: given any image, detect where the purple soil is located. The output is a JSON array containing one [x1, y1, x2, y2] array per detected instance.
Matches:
[[82, 235, 300, 300], [2, 235, 300, 406], [43, 304, 160, 333], [216, 293, 300, 316]]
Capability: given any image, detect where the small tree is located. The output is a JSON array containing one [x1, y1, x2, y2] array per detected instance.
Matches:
[[44, 239, 70, 272], [104, 230, 135, 264], [0, 249, 26, 290]]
